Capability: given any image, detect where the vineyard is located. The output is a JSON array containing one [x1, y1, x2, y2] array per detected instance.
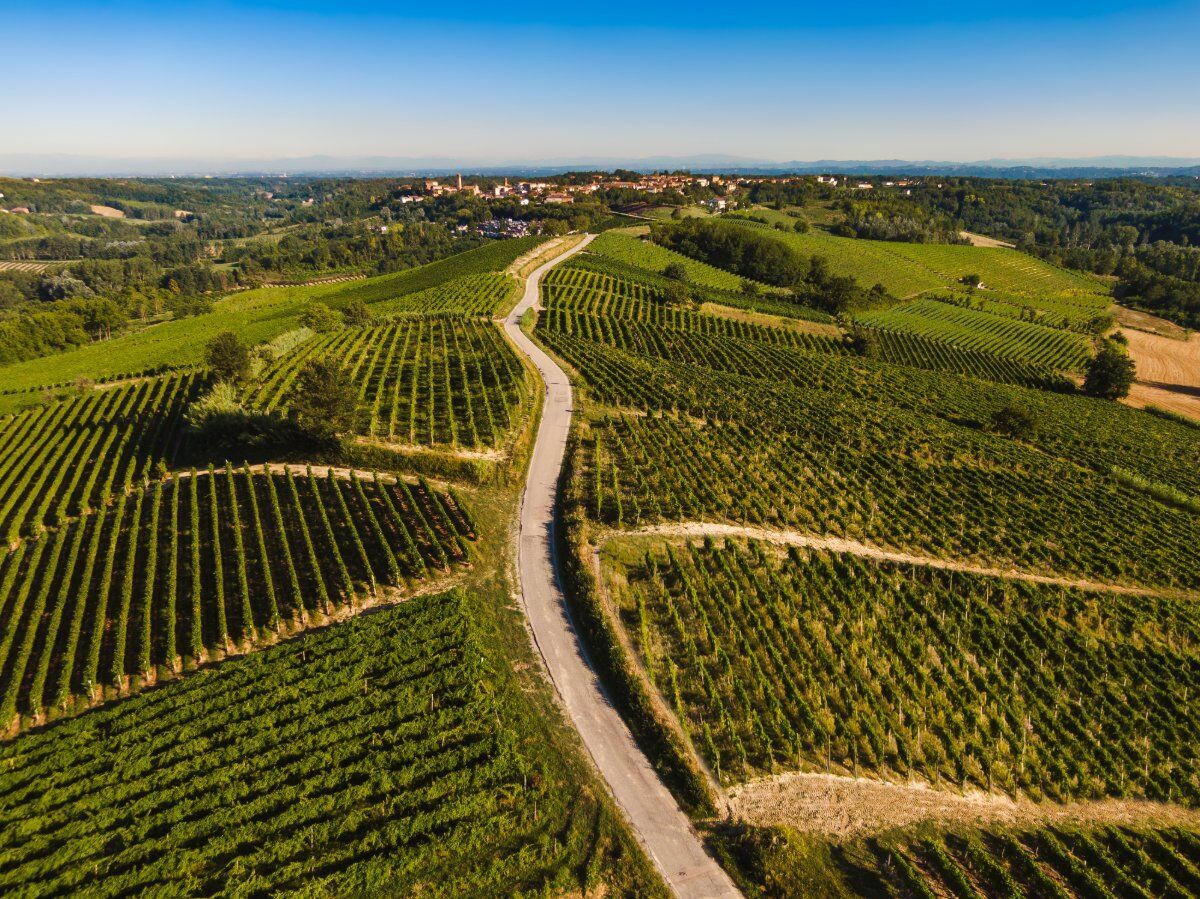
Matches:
[[609, 537, 1198, 801], [717, 820, 1200, 898], [935, 288, 1112, 333], [0, 373, 199, 541], [369, 271, 516, 316], [0, 592, 659, 896], [0, 466, 474, 728], [246, 316, 527, 447], [0, 235, 544, 397], [589, 231, 765, 293], [857, 298, 1094, 372]]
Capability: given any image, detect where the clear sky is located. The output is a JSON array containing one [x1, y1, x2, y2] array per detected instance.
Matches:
[[4, 0, 1199, 163]]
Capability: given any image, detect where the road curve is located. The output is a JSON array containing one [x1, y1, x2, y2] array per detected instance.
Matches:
[[503, 235, 742, 898]]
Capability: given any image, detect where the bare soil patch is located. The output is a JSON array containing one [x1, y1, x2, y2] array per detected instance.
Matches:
[[1122, 327, 1200, 419], [89, 204, 125, 218], [960, 230, 1014, 249], [729, 771, 1200, 841]]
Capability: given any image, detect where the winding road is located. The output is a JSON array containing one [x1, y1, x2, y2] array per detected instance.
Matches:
[[503, 236, 742, 898]]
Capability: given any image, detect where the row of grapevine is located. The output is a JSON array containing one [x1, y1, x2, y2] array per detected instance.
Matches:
[[870, 327, 1066, 388], [0, 466, 475, 729], [613, 537, 1198, 802], [0, 373, 199, 541], [566, 251, 837, 323], [587, 403, 1200, 588], [536, 303, 1200, 500], [0, 593, 655, 895], [936, 287, 1112, 332], [369, 271, 517, 317], [857, 298, 1094, 372], [854, 824, 1200, 898], [246, 316, 526, 447]]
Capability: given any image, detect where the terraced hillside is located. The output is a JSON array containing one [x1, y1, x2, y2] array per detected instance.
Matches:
[[535, 237, 1200, 895]]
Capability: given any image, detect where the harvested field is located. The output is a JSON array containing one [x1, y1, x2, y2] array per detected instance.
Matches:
[[1123, 326, 1200, 419], [88, 204, 125, 218], [960, 230, 1015, 249]]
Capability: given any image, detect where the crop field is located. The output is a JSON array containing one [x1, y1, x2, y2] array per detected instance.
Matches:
[[562, 252, 835, 322], [538, 276, 1200, 588], [540, 288, 1200, 500], [0, 373, 199, 541], [541, 267, 842, 353], [0, 466, 474, 728], [588, 231, 760, 292], [0, 237, 543, 395], [247, 317, 526, 447], [858, 298, 1094, 371], [608, 537, 1198, 801], [585, 404, 1200, 588], [716, 821, 1200, 897], [370, 271, 516, 317], [0, 592, 657, 895], [936, 288, 1113, 332], [725, 217, 1108, 300], [870, 328, 1065, 387]]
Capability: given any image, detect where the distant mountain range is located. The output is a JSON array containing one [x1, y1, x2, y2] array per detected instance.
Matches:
[[2, 153, 1199, 179]]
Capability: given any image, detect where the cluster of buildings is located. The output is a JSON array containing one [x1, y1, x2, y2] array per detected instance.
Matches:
[[397, 172, 735, 207]]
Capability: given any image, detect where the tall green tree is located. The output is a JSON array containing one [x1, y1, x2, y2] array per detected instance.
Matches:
[[1083, 342, 1136, 399], [204, 331, 251, 383]]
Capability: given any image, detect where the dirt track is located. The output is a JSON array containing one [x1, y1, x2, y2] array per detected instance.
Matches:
[[614, 522, 1184, 598], [729, 771, 1200, 841], [505, 236, 741, 897]]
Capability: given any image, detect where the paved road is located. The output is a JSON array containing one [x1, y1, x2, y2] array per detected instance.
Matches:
[[503, 235, 742, 898]]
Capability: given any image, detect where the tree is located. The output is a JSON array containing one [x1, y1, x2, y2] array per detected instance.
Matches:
[[662, 262, 689, 282], [793, 219, 811, 234], [961, 273, 983, 288], [204, 331, 251, 383], [1083, 342, 1136, 399], [741, 279, 760, 297], [990, 403, 1037, 439], [842, 324, 879, 358], [289, 358, 358, 443], [342, 299, 374, 328], [299, 302, 342, 333], [660, 281, 693, 307]]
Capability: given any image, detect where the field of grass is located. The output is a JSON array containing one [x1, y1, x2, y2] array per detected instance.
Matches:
[[0, 590, 660, 895], [0, 237, 543, 398], [723, 216, 1109, 301], [247, 317, 527, 447]]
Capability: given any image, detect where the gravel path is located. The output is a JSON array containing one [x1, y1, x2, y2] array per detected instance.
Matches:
[[504, 236, 741, 898]]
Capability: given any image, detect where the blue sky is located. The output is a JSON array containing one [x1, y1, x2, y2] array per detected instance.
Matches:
[[4, 1, 1199, 162]]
